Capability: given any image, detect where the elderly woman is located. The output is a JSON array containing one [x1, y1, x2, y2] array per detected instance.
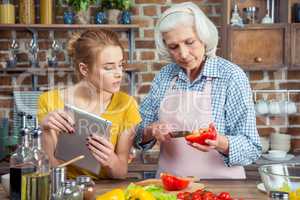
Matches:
[[135, 2, 262, 179]]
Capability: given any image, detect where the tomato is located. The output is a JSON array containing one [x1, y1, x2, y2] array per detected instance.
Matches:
[[218, 192, 231, 200], [177, 192, 186, 200], [192, 192, 202, 200], [202, 191, 215, 200], [160, 173, 190, 191], [185, 123, 217, 145], [183, 191, 191, 200]]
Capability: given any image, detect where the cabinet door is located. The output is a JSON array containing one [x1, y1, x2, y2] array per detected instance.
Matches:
[[291, 24, 300, 68], [227, 25, 289, 70]]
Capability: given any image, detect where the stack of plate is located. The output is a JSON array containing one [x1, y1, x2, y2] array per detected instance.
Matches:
[[270, 133, 291, 152]]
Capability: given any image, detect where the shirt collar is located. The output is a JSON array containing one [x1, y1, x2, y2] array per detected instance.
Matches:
[[173, 56, 222, 81]]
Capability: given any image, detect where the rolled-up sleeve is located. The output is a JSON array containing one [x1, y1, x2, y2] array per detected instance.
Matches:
[[223, 71, 262, 166], [134, 74, 161, 150]]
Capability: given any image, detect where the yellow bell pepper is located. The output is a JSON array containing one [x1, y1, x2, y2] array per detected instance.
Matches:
[[128, 188, 155, 200], [96, 189, 125, 200]]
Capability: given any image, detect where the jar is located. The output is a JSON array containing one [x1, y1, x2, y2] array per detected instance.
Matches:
[[0, 0, 15, 24], [51, 167, 66, 198], [19, 0, 35, 24], [76, 176, 95, 200], [40, 0, 54, 24], [269, 191, 289, 200], [56, 179, 83, 200]]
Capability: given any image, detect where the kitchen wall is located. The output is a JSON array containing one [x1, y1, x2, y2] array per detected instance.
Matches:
[[0, 0, 300, 155]]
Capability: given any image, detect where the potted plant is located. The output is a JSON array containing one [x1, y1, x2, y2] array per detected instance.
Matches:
[[101, 0, 133, 24], [60, 0, 97, 24], [119, 0, 133, 24]]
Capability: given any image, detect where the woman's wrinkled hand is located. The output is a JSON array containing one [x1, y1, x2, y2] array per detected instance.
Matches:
[[188, 134, 229, 155], [40, 110, 75, 134], [87, 133, 118, 169], [150, 122, 173, 142]]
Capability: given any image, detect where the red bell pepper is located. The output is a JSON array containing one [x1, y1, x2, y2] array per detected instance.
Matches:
[[160, 173, 190, 191], [184, 123, 217, 145]]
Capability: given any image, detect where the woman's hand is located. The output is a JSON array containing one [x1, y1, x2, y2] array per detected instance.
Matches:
[[188, 134, 229, 155], [40, 110, 75, 134], [87, 134, 118, 169], [150, 122, 173, 142]]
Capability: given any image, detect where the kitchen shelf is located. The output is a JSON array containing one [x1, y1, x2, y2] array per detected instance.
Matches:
[[0, 67, 74, 73], [0, 24, 139, 31], [0, 67, 138, 73], [229, 23, 287, 29], [0, 24, 139, 95]]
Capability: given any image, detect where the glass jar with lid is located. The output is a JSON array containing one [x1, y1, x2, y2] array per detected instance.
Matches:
[[0, 0, 15, 24], [19, 0, 35, 24], [55, 179, 83, 200], [40, 0, 55, 24], [76, 176, 96, 200]]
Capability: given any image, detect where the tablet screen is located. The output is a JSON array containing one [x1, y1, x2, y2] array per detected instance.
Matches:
[[55, 104, 112, 174]]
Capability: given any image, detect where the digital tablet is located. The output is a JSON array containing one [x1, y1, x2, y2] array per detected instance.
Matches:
[[55, 104, 112, 174]]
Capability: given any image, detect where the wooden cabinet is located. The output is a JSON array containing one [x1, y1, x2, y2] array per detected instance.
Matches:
[[222, 0, 300, 70], [291, 23, 300, 67], [227, 24, 288, 70]]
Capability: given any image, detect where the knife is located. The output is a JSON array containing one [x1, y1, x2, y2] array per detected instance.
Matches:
[[169, 131, 193, 138]]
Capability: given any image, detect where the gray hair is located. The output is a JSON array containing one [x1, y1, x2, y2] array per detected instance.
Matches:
[[155, 2, 219, 62]]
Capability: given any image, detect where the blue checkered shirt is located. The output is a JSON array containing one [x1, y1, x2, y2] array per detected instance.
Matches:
[[135, 56, 262, 167]]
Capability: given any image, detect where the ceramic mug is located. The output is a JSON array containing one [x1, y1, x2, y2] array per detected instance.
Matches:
[[268, 101, 281, 115], [255, 100, 269, 115], [280, 100, 297, 115]]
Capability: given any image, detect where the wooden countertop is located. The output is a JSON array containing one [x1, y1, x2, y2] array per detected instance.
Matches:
[[0, 179, 266, 199]]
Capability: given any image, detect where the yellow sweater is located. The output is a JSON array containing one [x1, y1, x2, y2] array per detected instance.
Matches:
[[37, 89, 141, 179]]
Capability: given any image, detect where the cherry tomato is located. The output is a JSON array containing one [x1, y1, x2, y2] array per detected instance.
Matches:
[[192, 192, 202, 200], [177, 192, 186, 200], [194, 189, 204, 195], [218, 192, 231, 200], [183, 191, 191, 199], [202, 191, 215, 200]]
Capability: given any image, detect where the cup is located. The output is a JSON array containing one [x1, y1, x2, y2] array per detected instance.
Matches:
[[280, 100, 297, 115], [268, 101, 281, 115], [255, 100, 269, 115]]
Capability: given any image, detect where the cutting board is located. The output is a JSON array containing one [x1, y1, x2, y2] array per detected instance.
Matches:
[[135, 178, 205, 194]]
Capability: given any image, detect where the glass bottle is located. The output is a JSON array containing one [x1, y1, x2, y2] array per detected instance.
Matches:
[[76, 176, 95, 200], [22, 117, 50, 200], [56, 180, 83, 200], [0, 0, 15, 24], [19, 0, 35, 24], [40, 0, 55, 24], [9, 113, 36, 200]]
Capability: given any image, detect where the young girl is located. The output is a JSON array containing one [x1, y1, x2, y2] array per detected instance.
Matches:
[[38, 29, 141, 179]]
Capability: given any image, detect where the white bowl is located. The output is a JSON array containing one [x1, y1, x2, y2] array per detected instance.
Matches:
[[268, 150, 287, 158], [1, 173, 9, 196]]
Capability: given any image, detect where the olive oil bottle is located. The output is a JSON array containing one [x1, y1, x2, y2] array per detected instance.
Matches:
[[10, 113, 36, 200], [22, 118, 50, 200]]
